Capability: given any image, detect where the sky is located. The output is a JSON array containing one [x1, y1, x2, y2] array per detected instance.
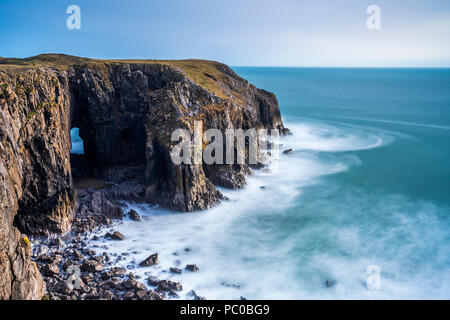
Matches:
[[1, 0, 450, 67]]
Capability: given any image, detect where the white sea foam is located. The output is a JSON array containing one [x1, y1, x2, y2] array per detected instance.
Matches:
[[86, 120, 450, 299]]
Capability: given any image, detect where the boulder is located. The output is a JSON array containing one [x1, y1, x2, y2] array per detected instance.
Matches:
[[170, 267, 182, 274], [185, 264, 199, 272], [139, 254, 159, 267], [157, 280, 182, 292], [111, 231, 125, 241], [128, 209, 141, 222], [81, 260, 104, 273]]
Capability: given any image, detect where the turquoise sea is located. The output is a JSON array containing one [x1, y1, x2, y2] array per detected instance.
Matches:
[[88, 68, 450, 299]]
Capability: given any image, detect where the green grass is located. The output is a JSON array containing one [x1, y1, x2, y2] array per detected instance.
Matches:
[[0, 54, 245, 102]]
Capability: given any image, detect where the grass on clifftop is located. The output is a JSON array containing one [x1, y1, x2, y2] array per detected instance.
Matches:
[[0, 54, 244, 102]]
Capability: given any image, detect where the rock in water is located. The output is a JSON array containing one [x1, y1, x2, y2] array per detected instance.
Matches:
[[283, 148, 293, 155], [128, 209, 141, 222], [147, 276, 160, 286], [111, 231, 125, 241], [170, 267, 182, 274], [185, 264, 200, 272], [325, 280, 336, 288], [139, 254, 159, 267], [157, 280, 182, 292]]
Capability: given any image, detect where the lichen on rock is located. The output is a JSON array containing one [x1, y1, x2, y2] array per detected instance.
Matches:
[[0, 54, 287, 299]]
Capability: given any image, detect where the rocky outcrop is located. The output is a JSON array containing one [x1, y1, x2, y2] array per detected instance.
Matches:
[[0, 54, 287, 299]]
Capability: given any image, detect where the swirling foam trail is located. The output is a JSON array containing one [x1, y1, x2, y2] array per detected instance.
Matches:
[[86, 119, 449, 299]]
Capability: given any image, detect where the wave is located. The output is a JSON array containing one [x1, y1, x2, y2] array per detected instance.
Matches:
[[333, 116, 450, 131], [85, 119, 450, 299]]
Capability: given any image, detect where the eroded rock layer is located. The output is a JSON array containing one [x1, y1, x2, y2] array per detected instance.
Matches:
[[0, 54, 286, 299]]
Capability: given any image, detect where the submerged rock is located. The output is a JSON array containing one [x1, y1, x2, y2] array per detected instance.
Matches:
[[139, 254, 159, 267], [128, 209, 141, 222], [111, 231, 125, 241], [185, 264, 199, 272], [147, 276, 160, 287], [157, 280, 182, 292], [170, 267, 182, 274], [325, 280, 336, 288]]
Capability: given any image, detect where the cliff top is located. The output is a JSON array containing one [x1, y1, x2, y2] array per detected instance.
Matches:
[[0, 54, 246, 101]]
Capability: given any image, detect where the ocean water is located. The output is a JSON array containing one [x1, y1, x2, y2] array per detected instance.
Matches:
[[70, 128, 84, 155], [87, 68, 450, 299]]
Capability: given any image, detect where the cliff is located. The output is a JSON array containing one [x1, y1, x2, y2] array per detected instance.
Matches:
[[0, 54, 286, 299]]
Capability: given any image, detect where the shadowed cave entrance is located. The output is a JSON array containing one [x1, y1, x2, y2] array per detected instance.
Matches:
[[69, 117, 147, 191]]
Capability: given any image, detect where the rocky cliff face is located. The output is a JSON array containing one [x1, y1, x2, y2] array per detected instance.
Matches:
[[0, 54, 286, 299]]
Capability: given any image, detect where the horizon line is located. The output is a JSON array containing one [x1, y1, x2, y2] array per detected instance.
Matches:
[[2, 53, 450, 69], [231, 65, 450, 69]]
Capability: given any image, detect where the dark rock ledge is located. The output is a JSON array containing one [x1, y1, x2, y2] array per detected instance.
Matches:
[[0, 54, 288, 299]]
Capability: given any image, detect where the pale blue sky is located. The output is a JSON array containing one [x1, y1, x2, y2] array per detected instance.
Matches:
[[1, 0, 449, 66]]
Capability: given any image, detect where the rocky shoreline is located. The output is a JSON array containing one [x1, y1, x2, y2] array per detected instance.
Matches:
[[31, 183, 206, 300], [0, 54, 288, 299]]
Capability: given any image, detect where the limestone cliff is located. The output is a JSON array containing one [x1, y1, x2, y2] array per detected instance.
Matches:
[[0, 54, 286, 299]]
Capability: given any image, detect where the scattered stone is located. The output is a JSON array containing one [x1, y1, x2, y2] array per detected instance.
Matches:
[[101, 290, 114, 300], [157, 280, 182, 292], [110, 267, 127, 277], [128, 209, 141, 222], [147, 276, 159, 286], [49, 237, 63, 247], [37, 254, 53, 264], [188, 290, 206, 300], [170, 267, 182, 274], [221, 282, 240, 289], [81, 260, 104, 273], [139, 253, 159, 267], [325, 280, 336, 288], [185, 264, 199, 272], [122, 277, 147, 291], [136, 290, 147, 300], [142, 290, 163, 300], [111, 231, 125, 240], [105, 278, 121, 288], [101, 271, 112, 280], [122, 291, 135, 300], [43, 264, 60, 277], [72, 236, 81, 243]]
